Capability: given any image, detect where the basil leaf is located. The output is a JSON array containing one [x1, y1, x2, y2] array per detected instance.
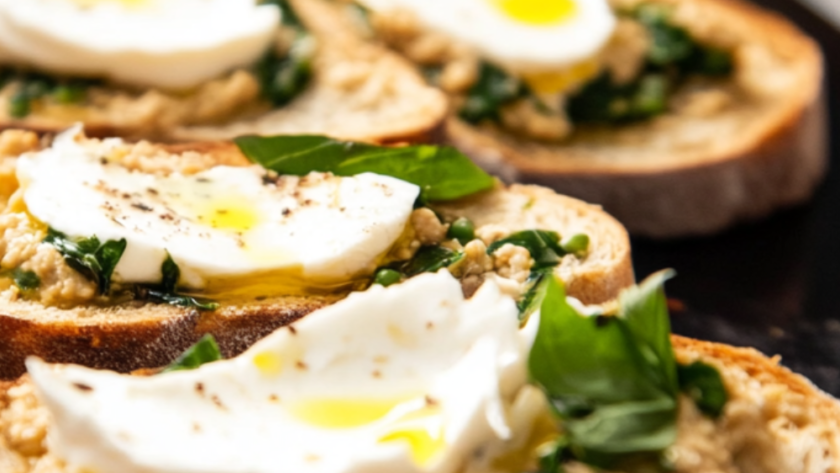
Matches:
[[678, 361, 728, 418], [401, 246, 464, 277], [459, 62, 526, 124], [619, 270, 679, 396], [235, 135, 495, 202], [10, 268, 39, 292], [486, 230, 565, 269], [161, 334, 223, 373], [529, 272, 679, 465], [44, 229, 127, 295]]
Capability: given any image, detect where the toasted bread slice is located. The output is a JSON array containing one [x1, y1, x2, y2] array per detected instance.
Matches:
[[1, 336, 836, 473], [0, 0, 448, 144], [0, 133, 633, 380], [447, 0, 826, 238]]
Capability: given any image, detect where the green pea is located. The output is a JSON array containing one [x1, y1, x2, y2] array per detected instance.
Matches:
[[561, 233, 590, 256], [8, 93, 30, 119], [373, 268, 401, 287], [447, 217, 475, 245]]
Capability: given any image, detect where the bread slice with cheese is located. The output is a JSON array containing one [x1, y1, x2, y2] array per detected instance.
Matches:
[[444, 0, 826, 238], [0, 130, 633, 380], [1, 335, 837, 473], [0, 0, 448, 144]]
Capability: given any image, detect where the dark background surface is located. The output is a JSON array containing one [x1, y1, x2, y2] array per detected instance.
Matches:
[[632, 0, 840, 396]]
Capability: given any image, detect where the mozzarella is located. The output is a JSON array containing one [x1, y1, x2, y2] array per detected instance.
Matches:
[[16, 126, 419, 295], [358, 0, 616, 74], [27, 271, 531, 473], [0, 0, 279, 90]]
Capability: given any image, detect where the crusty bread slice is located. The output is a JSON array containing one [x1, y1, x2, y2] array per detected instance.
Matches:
[[0, 138, 633, 380], [447, 0, 826, 238], [170, 0, 449, 144], [0, 0, 448, 144], [1, 336, 837, 473]]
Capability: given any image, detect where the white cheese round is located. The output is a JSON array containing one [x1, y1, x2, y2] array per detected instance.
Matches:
[[16, 126, 420, 293], [0, 0, 279, 90], [27, 271, 530, 473]]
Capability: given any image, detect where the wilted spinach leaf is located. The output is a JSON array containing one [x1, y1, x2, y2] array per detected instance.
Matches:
[[255, 0, 313, 107], [10, 268, 40, 292], [400, 246, 464, 277], [161, 334, 223, 373], [44, 229, 126, 295], [678, 361, 728, 418], [459, 62, 527, 124], [486, 230, 566, 269], [235, 135, 495, 202], [143, 253, 219, 311]]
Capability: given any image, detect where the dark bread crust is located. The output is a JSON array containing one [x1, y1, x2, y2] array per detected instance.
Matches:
[[0, 296, 338, 380], [447, 0, 826, 238]]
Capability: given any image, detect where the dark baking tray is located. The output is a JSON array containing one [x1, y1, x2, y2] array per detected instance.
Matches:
[[632, 0, 840, 396]]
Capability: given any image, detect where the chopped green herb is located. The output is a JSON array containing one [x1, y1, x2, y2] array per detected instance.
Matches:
[[529, 271, 680, 467], [255, 0, 313, 107], [517, 267, 552, 322], [459, 62, 527, 124], [567, 4, 732, 125], [486, 230, 566, 269], [400, 246, 463, 277], [143, 253, 219, 311], [373, 268, 402, 287], [8, 93, 30, 119], [44, 229, 126, 295], [10, 268, 40, 293], [146, 290, 220, 311], [678, 361, 728, 418], [446, 217, 475, 245], [161, 334, 223, 373], [235, 135, 495, 202]]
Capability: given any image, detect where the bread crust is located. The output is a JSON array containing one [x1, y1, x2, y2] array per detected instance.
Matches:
[[0, 0, 448, 145], [0, 141, 634, 380], [447, 0, 826, 238]]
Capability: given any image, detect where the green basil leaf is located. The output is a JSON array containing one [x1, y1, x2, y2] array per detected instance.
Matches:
[[401, 246, 464, 277], [529, 273, 679, 465], [486, 230, 565, 269], [161, 334, 223, 373], [10, 268, 39, 292], [260, 0, 304, 29], [619, 270, 679, 396], [44, 229, 126, 295], [678, 361, 728, 418], [235, 135, 495, 202]]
